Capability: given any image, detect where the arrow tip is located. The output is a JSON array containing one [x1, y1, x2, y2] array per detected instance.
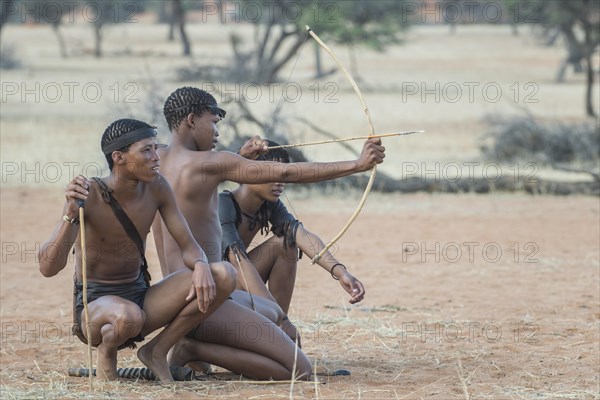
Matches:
[[305, 25, 312, 32]]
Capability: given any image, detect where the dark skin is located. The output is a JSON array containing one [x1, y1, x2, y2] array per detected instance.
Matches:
[[38, 137, 236, 383], [155, 110, 385, 267], [155, 107, 384, 379], [228, 180, 366, 309]]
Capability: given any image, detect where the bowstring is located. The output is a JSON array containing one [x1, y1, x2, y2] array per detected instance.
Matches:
[[265, 29, 323, 261], [264, 29, 311, 139]]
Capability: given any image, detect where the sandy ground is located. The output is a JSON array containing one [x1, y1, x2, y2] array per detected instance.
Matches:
[[1, 16, 599, 400], [1, 188, 599, 399]]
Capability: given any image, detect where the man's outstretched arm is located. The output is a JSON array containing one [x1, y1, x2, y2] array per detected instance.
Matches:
[[211, 137, 385, 184]]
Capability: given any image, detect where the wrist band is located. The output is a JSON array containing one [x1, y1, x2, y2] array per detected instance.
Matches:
[[63, 215, 80, 225], [330, 263, 346, 280]]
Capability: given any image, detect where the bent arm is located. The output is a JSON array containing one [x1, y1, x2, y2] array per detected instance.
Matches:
[[295, 225, 366, 303], [38, 204, 79, 277]]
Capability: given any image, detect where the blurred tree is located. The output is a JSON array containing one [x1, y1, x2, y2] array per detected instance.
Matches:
[[2, 1, 148, 57], [0, 0, 67, 55], [87, 0, 148, 58], [172, 0, 191, 56], [151, 0, 192, 55], [512, 0, 599, 117], [304, 1, 408, 80], [87, 0, 114, 58], [229, 0, 409, 83]]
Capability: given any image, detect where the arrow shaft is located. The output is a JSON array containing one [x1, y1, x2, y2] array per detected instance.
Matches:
[[267, 130, 423, 150]]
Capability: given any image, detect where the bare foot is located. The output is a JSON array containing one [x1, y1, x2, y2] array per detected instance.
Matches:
[[167, 337, 212, 375], [138, 343, 174, 383], [97, 343, 118, 381]]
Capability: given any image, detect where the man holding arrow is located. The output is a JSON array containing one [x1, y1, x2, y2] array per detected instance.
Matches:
[[153, 86, 385, 370]]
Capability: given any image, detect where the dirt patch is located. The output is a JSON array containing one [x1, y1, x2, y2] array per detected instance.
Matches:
[[1, 188, 598, 399]]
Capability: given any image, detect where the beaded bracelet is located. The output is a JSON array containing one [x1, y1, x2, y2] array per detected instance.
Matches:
[[330, 263, 347, 280], [63, 215, 80, 225]]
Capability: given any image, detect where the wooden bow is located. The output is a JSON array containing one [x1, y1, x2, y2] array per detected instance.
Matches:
[[305, 26, 378, 264]]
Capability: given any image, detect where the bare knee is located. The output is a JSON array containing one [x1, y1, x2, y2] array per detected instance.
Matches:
[[261, 299, 285, 324], [211, 261, 237, 294], [108, 304, 144, 341], [271, 302, 285, 325]]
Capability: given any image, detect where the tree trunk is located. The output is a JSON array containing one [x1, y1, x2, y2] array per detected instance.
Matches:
[[314, 42, 324, 78], [94, 24, 102, 58], [52, 23, 67, 58], [511, 24, 519, 36], [173, 0, 190, 56], [168, 21, 175, 41], [585, 43, 596, 118]]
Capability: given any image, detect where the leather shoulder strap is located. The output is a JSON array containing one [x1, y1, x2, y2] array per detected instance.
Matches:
[[92, 177, 151, 285]]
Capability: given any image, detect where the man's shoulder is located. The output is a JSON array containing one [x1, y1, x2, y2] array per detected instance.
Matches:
[[167, 148, 239, 168]]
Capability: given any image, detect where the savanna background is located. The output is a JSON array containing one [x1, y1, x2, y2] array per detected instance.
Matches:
[[1, 1, 599, 399]]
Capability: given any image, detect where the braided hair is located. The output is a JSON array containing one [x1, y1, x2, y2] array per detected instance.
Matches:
[[101, 118, 154, 170], [163, 87, 219, 131]]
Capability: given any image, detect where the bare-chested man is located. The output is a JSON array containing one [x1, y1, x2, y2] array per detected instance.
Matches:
[[153, 86, 385, 377], [38, 118, 236, 383]]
